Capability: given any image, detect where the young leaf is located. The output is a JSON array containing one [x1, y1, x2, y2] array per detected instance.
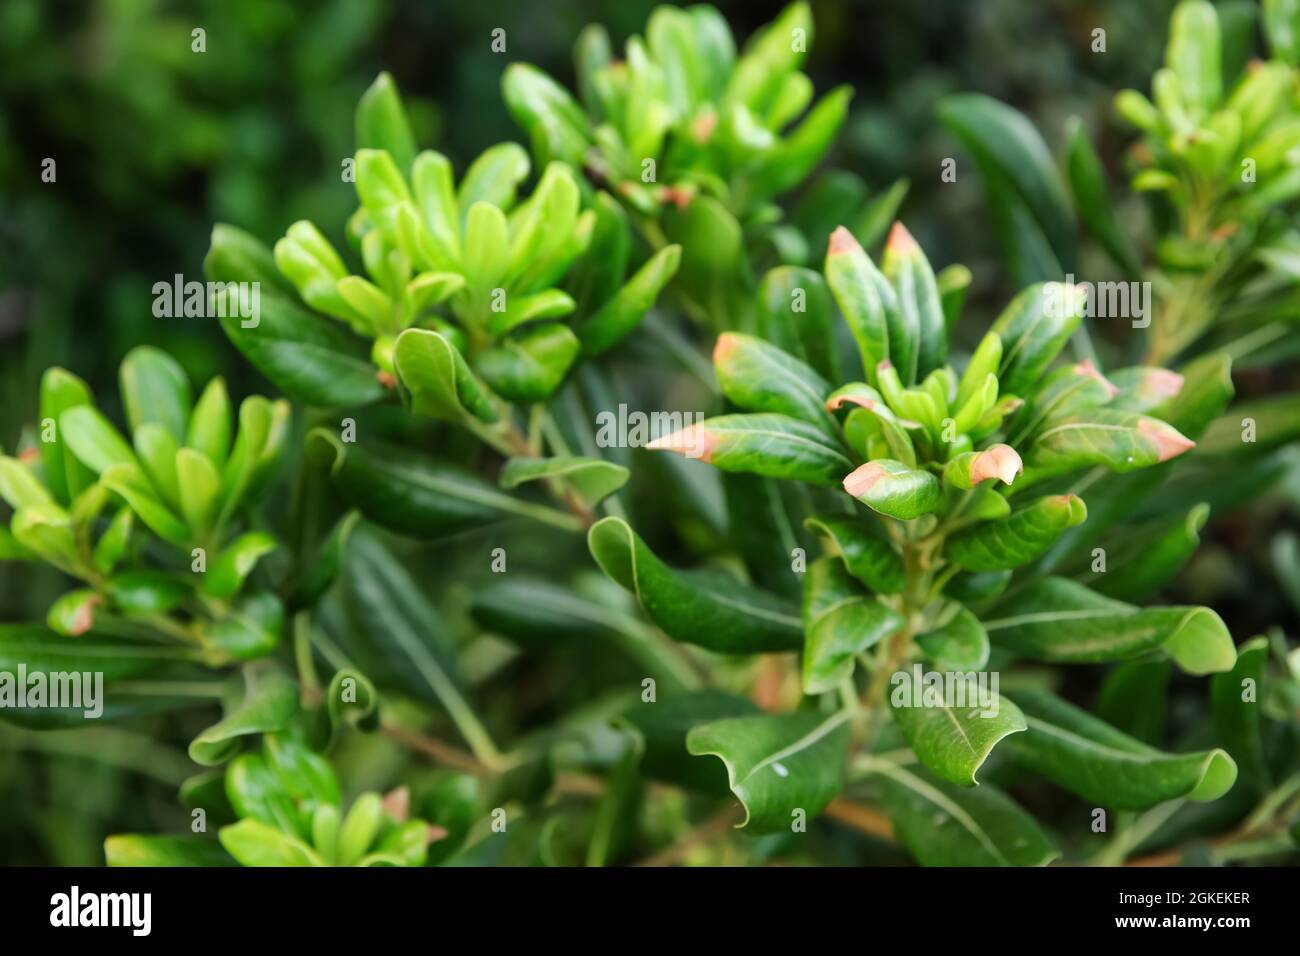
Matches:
[[1210, 636, 1270, 794], [916, 607, 990, 671], [842, 459, 943, 520], [393, 328, 499, 423], [1026, 409, 1195, 476], [712, 332, 836, 434], [105, 835, 236, 868], [39, 367, 96, 504], [882, 223, 946, 380], [355, 72, 417, 173], [119, 345, 192, 444], [990, 282, 1084, 398], [588, 517, 802, 653], [473, 323, 581, 403], [577, 244, 681, 357], [1007, 688, 1237, 809], [686, 710, 849, 834], [648, 413, 853, 487]]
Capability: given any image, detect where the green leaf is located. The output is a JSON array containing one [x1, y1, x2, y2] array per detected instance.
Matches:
[[802, 514, 904, 594], [937, 93, 1077, 284], [747, 85, 853, 200], [1264, 0, 1300, 63], [945, 494, 1087, 571], [1198, 393, 1300, 456], [218, 819, 325, 867], [802, 558, 904, 694], [876, 762, 1058, 866], [588, 516, 802, 653], [286, 511, 361, 612], [648, 413, 852, 487], [1096, 660, 1171, 745], [204, 531, 278, 600], [175, 447, 221, 538], [310, 431, 542, 539], [340, 528, 469, 714], [459, 142, 531, 218], [888, 670, 1025, 785], [59, 406, 137, 475], [39, 367, 96, 504], [1064, 118, 1141, 275], [205, 226, 385, 409], [1211, 636, 1270, 793], [842, 459, 943, 520], [99, 463, 190, 545], [501, 63, 591, 167], [1007, 688, 1237, 809], [1167, 0, 1222, 118], [1026, 409, 1196, 477], [622, 691, 758, 794], [188, 666, 299, 766], [326, 667, 379, 733], [712, 332, 835, 434], [105, 835, 235, 867], [984, 577, 1237, 674], [686, 710, 849, 834], [499, 455, 628, 508], [0, 456, 54, 512], [106, 570, 188, 616], [119, 346, 192, 445], [0, 624, 173, 683], [187, 377, 234, 470], [825, 227, 898, 384], [577, 244, 681, 358], [1085, 503, 1209, 601], [355, 72, 417, 173], [882, 223, 946, 380], [206, 592, 284, 661], [474, 323, 581, 403], [753, 266, 836, 381], [990, 282, 1084, 398], [916, 607, 990, 671], [391, 328, 498, 423]]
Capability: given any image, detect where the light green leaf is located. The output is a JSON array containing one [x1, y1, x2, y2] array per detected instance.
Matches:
[[499, 455, 628, 508], [712, 332, 835, 435], [842, 458, 943, 520], [802, 514, 904, 594], [648, 413, 852, 487], [393, 327, 499, 423], [119, 346, 192, 444], [916, 607, 990, 671], [188, 666, 299, 766]]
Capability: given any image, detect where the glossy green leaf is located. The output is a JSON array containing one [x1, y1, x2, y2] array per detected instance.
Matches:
[[500, 63, 591, 167], [876, 762, 1058, 866], [355, 72, 417, 173], [204, 531, 278, 600], [882, 222, 946, 380], [39, 367, 96, 504], [1198, 393, 1300, 456], [1166, 0, 1222, 118], [1085, 503, 1209, 600], [945, 494, 1087, 571], [801, 558, 904, 694], [889, 671, 1025, 785], [686, 709, 849, 834], [842, 459, 943, 520], [310, 431, 547, 539], [206, 592, 284, 661], [1008, 688, 1237, 809], [754, 265, 836, 380], [474, 323, 581, 403], [499, 455, 628, 508], [187, 377, 234, 470], [578, 244, 681, 357], [648, 413, 852, 487], [188, 666, 299, 766], [59, 406, 137, 475], [99, 462, 190, 545], [1211, 636, 1270, 793], [990, 282, 1084, 398], [802, 514, 904, 594], [712, 332, 835, 434], [206, 227, 385, 408], [825, 227, 898, 384], [1064, 118, 1141, 275], [588, 516, 802, 653], [984, 576, 1237, 674], [1026, 409, 1196, 477], [218, 819, 325, 867], [393, 328, 499, 423], [119, 346, 192, 444]]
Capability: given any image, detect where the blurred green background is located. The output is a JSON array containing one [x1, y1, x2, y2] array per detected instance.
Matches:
[[0, 0, 1239, 863]]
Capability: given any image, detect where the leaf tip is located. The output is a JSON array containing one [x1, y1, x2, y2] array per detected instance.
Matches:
[[645, 423, 715, 462], [1138, 418, 1196, 462], [827, 226, 862, 257], [971, 444, 1023, 486]]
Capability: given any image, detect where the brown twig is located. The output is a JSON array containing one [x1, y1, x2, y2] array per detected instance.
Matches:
[[825, 798, 895, 841], [381, 724, 493, 776]]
